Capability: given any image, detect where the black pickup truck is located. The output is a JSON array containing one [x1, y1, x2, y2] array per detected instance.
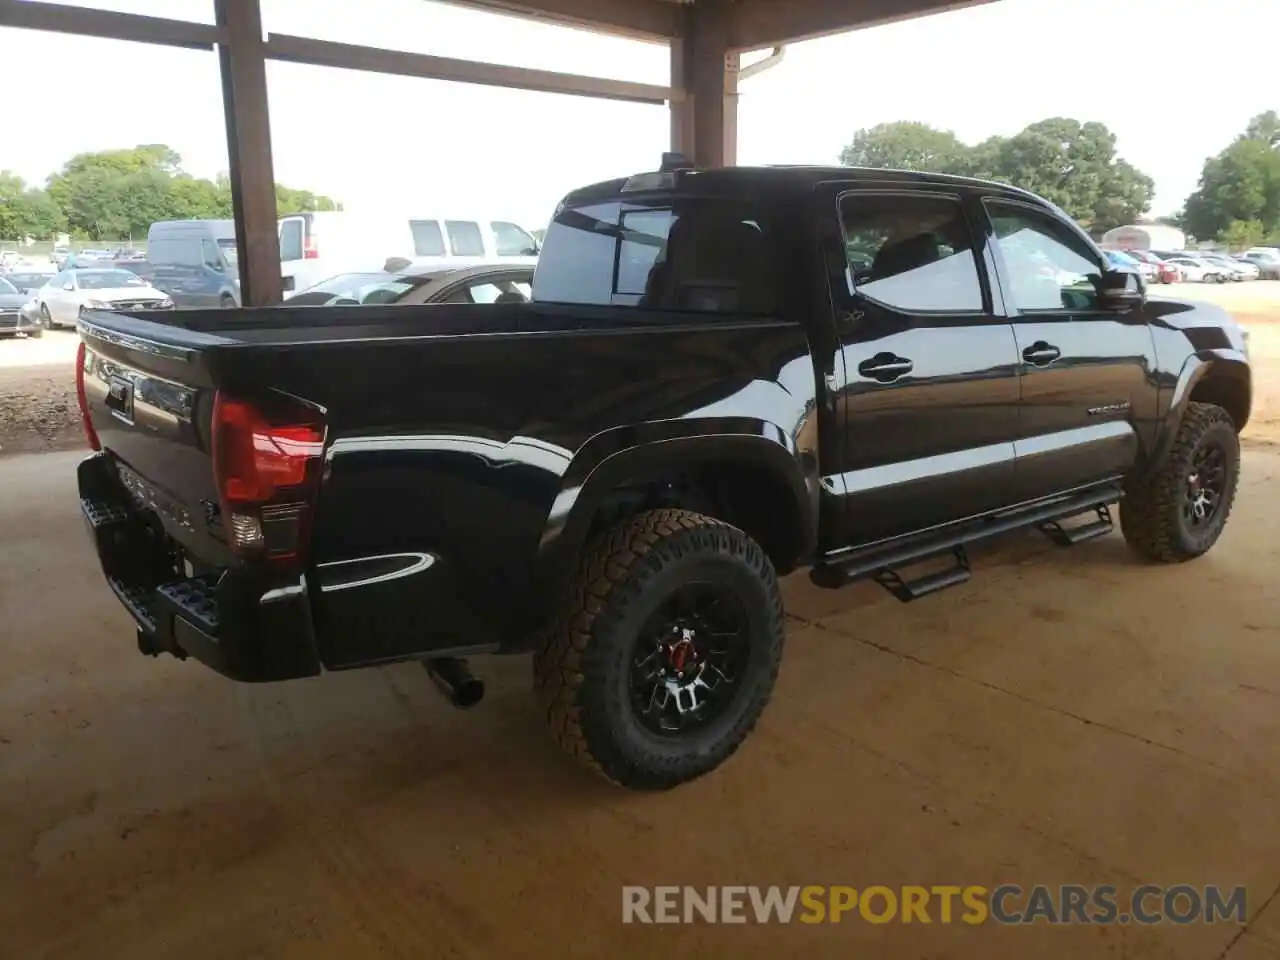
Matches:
[[75, 160, 1251, 791]]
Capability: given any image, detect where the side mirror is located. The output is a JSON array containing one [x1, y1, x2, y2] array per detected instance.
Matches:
[[1096, 268, 1144, 310]]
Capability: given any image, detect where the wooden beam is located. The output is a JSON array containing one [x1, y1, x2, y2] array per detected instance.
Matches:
[[434, 0, 677, 41], [728, 0, 997, 52], [264, 33, 680, 105], [215, 0, 283, 306], [0, 0, 224, 49]]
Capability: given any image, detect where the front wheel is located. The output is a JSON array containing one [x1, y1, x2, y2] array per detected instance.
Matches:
[[1120, 402, 1240, 562], [39, 303, 54, 329], [534, 509, 785, 790]]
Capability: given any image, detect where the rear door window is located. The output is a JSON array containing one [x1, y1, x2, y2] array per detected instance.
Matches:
[[411, 220, 445, 256], [445, 220, 485, 257], [532, 199, 777, 315], [839, 192, 983, 313]]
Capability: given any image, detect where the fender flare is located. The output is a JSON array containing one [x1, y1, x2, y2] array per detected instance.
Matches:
[[1148, 349, 1250, 472], [532, 418, 818, 606]]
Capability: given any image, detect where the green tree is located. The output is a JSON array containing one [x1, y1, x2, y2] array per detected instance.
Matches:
[[1220, 219, 1265, 252], [1182, 113, 1280, 242], [275, 184, 339, 216], [43, 144, 340, 240], [838, 121, 968, 172], [0, 172, 66, 239], [838, 118, 1153, 229]]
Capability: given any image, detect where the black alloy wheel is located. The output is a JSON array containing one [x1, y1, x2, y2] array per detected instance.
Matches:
[[629, 581, 751, 737], [1184, 439, 1227, 530]]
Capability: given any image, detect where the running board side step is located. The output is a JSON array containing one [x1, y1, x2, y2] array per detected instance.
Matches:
[[810, 484, 1122, 601], [1039, 504, 1113, 547], [872, 546, 971, 602]]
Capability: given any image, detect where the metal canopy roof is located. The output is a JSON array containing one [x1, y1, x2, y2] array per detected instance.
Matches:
[[443, 0, 990, 49]]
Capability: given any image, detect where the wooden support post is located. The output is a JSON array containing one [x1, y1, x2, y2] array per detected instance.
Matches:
[[215, 0, 282, 306], [669, 0, 736, 167]]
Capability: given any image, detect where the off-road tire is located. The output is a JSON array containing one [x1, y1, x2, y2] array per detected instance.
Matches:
[[1120, 402, 1240, 562], [534, 508, 784, 791]]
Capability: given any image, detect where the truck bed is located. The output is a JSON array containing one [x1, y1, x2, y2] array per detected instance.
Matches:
[[76, 301, 815, 674]]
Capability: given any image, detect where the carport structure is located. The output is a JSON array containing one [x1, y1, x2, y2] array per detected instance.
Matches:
[[0, 0, 986, 304]]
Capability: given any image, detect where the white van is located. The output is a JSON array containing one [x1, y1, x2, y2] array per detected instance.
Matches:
[[277, 211, 540, 296]]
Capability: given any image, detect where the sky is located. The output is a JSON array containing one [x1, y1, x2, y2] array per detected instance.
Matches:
[[2, 0, 1278, 232]]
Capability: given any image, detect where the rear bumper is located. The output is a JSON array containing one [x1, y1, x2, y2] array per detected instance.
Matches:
[[78, 453, 322, 682]]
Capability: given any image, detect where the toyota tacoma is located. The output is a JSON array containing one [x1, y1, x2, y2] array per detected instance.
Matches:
[[75, 158, 1251, 790]]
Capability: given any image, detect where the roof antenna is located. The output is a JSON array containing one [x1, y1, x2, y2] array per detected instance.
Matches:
[[660, 152, 695, 172]]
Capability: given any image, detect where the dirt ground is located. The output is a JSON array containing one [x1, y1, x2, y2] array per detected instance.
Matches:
[[3, 288, 1280, 958]]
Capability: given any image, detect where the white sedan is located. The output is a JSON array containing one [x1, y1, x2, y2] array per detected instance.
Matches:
[[36, 267, 174, 329], [1162, 257, 1229, 283]]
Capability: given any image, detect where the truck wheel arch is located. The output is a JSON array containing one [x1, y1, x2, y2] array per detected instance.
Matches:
[[1171, 351, 1251, 432], [1145, 351, 1251, 483], [534, 430, 818, 612]]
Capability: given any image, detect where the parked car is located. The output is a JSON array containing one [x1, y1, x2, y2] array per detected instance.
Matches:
[[1120, 248, 1179, 283], [3, 268, 55, 294], [1201, 255, 1258, 281], [35, 267, 174, 329], [74, 161, 1251, 791], [278, 211, 540, 297], [0, 276, 42, 338], [146, 220, 241, 308], [1161, 256, 1227, 283], [286, 263, 533, 307], [1241, 248, 1280, 279]]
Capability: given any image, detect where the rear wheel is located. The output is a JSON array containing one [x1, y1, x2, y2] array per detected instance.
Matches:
[[534, 509, 784, 790], [1120, 402, 1240, 562]]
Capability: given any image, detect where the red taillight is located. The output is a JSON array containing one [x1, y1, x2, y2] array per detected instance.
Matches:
[[303, 235, 319, 260], [75, 341, 101, 451], [211, 391, 326, 571]]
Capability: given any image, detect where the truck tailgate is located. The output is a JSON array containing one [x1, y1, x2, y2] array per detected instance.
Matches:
[[79, 312, 233, 566]]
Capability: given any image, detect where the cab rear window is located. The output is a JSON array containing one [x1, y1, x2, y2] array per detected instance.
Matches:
[[532, 198, 777, 315]]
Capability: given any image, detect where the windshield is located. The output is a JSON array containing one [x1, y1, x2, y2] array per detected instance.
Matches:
[[77, 270, 146, 290], [5, 273, 52, 290], [288, 272, 419, 305], [0, 278, 17, 295]]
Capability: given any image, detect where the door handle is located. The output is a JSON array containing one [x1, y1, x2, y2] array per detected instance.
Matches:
[[857, 352, 914, 383], [1022, 341, 1061, 366]]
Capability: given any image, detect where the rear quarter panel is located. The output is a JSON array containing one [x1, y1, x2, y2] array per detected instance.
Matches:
[[242, 305, 820, 654]]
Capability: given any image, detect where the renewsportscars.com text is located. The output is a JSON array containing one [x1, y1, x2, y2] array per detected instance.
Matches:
[[622, 885, 1247, 926]]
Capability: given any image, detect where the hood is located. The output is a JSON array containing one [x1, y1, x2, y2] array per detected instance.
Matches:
[[81, 286, 167, 301], [0, 293, 31, 309]]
